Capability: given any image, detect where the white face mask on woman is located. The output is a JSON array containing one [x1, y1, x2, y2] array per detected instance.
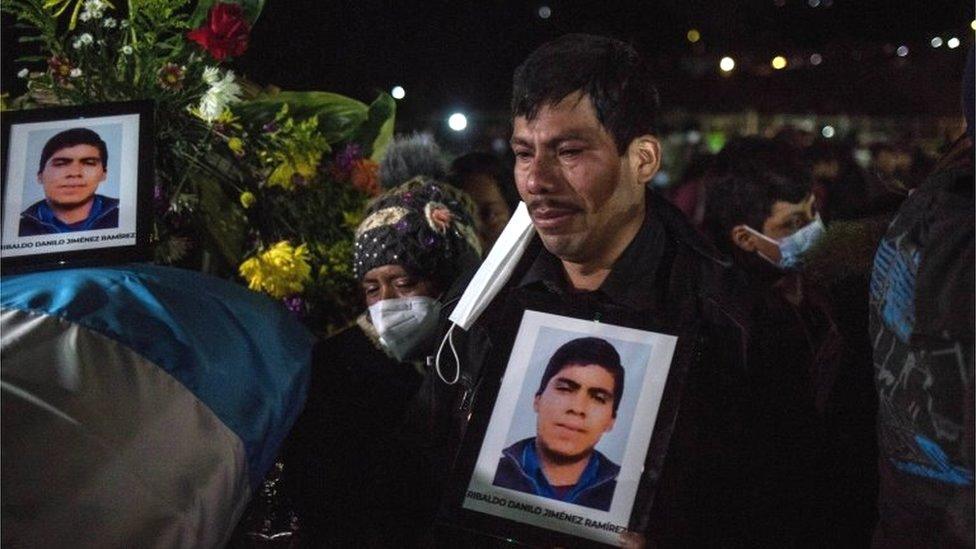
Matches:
[[368, 296, 443, 361]]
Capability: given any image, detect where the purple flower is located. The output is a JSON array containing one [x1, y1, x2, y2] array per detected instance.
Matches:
[[395, 219, 409, 232], [335, 143, 362, 172], [262, 121, 278, 133], [282, 295, 304, 316]]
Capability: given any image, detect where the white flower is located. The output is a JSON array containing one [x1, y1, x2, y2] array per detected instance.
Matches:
[[201, 66, 221, 85], [72, 33, 93, 49], [196, 69, 243, 122], [17, 68, 29, 78], [70, 68, 82, 78], [120, 19, 129, 28], [120, 45, 133, 55], [81, 0, 106, 19], [103, 17, 116, 28], [79, 11, 91, 22]]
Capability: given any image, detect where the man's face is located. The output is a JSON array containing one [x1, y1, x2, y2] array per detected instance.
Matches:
[[37, 144, 106, 208], [511, 93, 645, 264], [751, 193, 817, 261], [462, 173, 511, 250], [534, 363, 616, 462]]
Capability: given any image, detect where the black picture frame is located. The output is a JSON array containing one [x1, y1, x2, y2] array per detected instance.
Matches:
[[1, 100, 154, 274]]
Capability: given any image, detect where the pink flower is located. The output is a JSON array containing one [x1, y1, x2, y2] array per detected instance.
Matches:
[[424, 202, 454, 234]]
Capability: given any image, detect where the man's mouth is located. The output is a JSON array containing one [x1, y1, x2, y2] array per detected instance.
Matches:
[[528, 201, 581, 231], [554, 422, 586, 434]]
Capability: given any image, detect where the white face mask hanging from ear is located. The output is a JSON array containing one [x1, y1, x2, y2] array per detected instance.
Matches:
[[433, 202, 536, 384], [743, 215, 826, 271]]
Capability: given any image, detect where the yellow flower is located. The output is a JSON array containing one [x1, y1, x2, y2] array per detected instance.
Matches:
[[239, 191, 256, 209], [227, 137, 244, 156], [266, 150, 320, 190], [238, 241, 312, 299]]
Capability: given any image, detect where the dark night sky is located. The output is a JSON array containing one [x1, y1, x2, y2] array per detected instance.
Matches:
[[3, 0, 973, 131]]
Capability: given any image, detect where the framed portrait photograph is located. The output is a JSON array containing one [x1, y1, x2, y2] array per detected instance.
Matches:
[[0, 100, 154, 274], [442, 310, 678, 547]]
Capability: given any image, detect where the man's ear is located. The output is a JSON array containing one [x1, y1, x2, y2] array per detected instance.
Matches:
[[629, 135, 661, 185], [731, 225, 758, 252]]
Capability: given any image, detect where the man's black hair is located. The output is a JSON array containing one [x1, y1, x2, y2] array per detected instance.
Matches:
[[512, 33, 660, 155], [536, 337, 625, 417], [703, 137, 812, 254], [38, 128, 107, 174]]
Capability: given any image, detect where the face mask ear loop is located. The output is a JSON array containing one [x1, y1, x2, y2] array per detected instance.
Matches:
[[435, 323, 461, 385]]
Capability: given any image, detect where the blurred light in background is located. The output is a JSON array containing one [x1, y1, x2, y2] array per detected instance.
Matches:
[[771, 55, 788, 69], [822, 125, 836, 138], [391, 86, 405, 100], [947, 37, 961, 49], [720, 56, 735, 72], [537, 5, 551, 19], [448, 113, 468, 131], [931, 37, 943, 48], [687, 29, 701, 43], [896, 45, 909, 57], [809, 53, 823, 65]]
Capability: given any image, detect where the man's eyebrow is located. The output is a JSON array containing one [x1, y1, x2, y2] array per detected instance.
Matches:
[[510, 131, 595, 149], [553, 376, 581, 390]]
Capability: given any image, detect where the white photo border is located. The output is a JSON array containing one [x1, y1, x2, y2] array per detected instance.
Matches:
[[460, 310, 678, 546]]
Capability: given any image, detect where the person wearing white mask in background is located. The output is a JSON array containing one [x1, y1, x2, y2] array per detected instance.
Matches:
[[286, 176, 481, 547], [702, 136, 878, 546]]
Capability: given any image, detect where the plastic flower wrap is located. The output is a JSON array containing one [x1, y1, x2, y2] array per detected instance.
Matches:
[[239, 241, 312, 299]]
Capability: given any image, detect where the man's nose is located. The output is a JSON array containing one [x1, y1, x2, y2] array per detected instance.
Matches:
[[566, 393, 588, 416], [521, 154, 558, 195]]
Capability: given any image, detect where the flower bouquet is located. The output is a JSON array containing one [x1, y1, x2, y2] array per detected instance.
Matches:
[[4, 0, 395, 334]]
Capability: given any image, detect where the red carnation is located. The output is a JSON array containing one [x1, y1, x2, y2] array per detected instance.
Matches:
[[187, 2, 250, 61]]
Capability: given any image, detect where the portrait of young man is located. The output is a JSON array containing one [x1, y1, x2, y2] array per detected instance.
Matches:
[[19, 127, 119, 236], [492, 337, 624, 511]]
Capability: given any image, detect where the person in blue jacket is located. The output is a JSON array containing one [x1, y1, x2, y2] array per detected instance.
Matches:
[[493, 337, 623, 511], [19, 127, 118, 236]]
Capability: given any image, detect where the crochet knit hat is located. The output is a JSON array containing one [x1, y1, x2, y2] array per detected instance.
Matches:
[[354, 177, 482, 289]]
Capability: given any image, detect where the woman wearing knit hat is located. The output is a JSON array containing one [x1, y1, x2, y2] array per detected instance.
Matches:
[[353, 177, 481, 360], [285, 176, 482, 546]]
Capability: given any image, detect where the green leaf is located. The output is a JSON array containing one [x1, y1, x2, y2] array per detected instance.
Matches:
[[357, 92, 396, 162], [193, 173, 247, 267], [235, 91, 370, 144], [188, 0, 266, 28]]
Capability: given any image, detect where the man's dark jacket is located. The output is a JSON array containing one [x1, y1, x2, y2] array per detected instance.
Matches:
[[406, 191, 760, 545], [18, 195, 119, 236], [493, 437, 620, 512]]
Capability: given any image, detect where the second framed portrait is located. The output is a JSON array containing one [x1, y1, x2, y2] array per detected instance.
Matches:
[[0, 100, 154, 274]]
